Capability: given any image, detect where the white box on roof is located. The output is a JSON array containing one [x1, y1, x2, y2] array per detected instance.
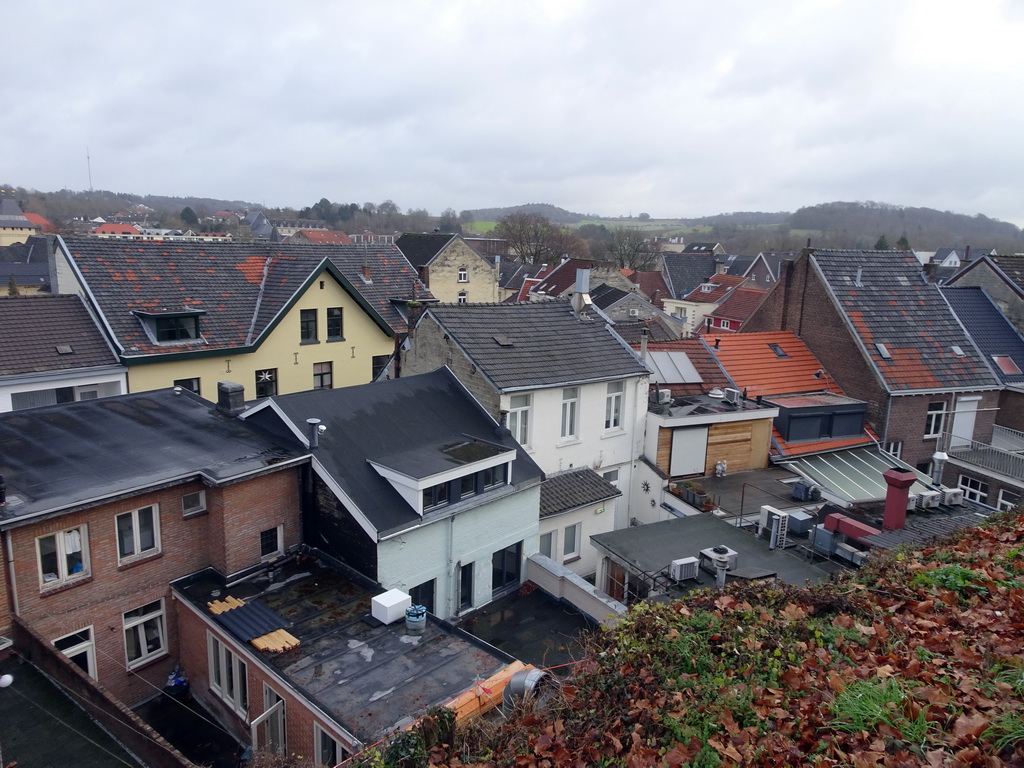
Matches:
[[372, 588, 411, 624]]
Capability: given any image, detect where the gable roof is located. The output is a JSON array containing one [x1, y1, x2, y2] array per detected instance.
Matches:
[[661, 253, 720, 298], [623, 269, 671, 308], [811, 249, 998, 393], [949, 254, 1024, 299], [705, 331, 839, 398], [93, 222, 141, 236], [589, 283, 630, 309], [62, 237, 430, 359], [679, 242, 721, 254], [421, 301, 649, 391], [245, 368, 543, 537], [0, 199, 31, 227], [680, 274, 748, 303], [942, 285, 1024, 386], [0, 388, 302, 522], [22, 212, 57, 233], [0, 294, 120, 377], [540, 467, 621, 518], [395, 232, 457, 268], [529, 258, 597, 297], [708, 285, 768, 323]]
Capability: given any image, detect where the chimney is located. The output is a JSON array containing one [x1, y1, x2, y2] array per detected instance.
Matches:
[[571, 268, 592, 316], [714, 259, 727, 275], [216, 381, 246, 415], [362, 264, 372, 282], [640, 328, 649, 361], [714, 338, 721, 349], [882, 467, 917, 530], [307, 418, 322, 449]]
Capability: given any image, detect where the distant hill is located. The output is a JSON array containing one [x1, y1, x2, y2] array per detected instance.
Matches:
[[466, 203, 591, 225]]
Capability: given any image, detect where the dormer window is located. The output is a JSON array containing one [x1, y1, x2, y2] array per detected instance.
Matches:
[[134, 309, 206, 345], [700, 283, 717, 293]]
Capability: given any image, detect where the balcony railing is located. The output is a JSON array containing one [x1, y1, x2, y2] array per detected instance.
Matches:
[[938, 428, 1024, 481]]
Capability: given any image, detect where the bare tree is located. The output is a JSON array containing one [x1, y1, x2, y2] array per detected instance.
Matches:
[[605, 226, 659, 270], [494, 212, 586, 264]]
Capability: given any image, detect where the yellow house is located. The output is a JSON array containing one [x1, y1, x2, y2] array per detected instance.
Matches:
[[395, 233, 499, 303], [53, 237, 432, 399], [0, 199, 37, 247]]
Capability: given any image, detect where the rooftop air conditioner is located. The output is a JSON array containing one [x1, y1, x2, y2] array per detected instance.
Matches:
[[940, 487, 964, 506], [658, 389, 672, 405], [905, 493, 918, 511], [629, 308, 640, 317], [834, 542, 861, 563], [723, 388, 741, 405], [917, 490, 941, 509], [670, 556, 699, 581]]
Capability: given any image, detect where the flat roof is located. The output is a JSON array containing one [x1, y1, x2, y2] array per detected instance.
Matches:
[[766, 392, 864, 408], [591, 514, 833, 587], [172, 562, 514, 745]]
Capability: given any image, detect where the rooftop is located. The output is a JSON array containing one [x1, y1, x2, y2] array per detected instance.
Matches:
[[539, 468, 621, 518], [172, 562, 516, 745]]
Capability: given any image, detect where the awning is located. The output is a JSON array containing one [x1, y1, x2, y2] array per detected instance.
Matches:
[[778, 446, 934, 504]]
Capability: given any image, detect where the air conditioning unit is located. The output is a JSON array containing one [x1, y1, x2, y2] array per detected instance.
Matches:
[[905, 493, 918, 511], [658, 389, 672, 405], [916, 490, 941, 509], [940, 487, 964, 506], [629, 308, 640, 317], [699, 545, 738, 570], [723, 388, 741, 405], [834, 542, 861, 564], [670, 556, 699, 581]]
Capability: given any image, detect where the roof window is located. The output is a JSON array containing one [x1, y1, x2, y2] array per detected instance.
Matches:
[[993, 355, 1023, 375], [768, 343, 789, 358], [875, 342, 891, 359]]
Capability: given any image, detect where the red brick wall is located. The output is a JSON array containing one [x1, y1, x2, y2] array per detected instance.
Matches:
[[0, 535, 11, 640], [6, 468, 300, 705]]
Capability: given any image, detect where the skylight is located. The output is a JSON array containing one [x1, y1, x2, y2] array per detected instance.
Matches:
[[993, 355, 1023, 375], [875, 343, 892, 359], [768, 343, 789, 358], [951, 345, 965, 357]]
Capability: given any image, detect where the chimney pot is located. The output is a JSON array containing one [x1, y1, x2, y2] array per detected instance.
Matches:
[[307, 418, 322, 449], [882, 467, 917, 530]]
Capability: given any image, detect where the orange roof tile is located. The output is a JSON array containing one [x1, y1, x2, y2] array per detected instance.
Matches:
[[771, 424, 878, 458], [23, 212, 58, 233], [709, 331, 843, 398], [709, 285, 767, 321], [680, 273, 747, 303], [293, 229, 353, 244]]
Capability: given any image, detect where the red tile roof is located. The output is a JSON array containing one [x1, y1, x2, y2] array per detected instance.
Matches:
[[23, 212, 58, 233], [638, 339, 732, 395], [625, 270, 671, 309], [708, 285, 767, 322], [771, 424, 878, 458], [94, 223, 141, 235], [708, 331, 842, 398], [530, 259, 597, 297], [680, 274, 747, 303], [290, 229, 354, 244]]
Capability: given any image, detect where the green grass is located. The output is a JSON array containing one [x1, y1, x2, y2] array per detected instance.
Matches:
[[987, 711, 1024, 751], [462, 221, 497, 234], [829, 678, 933, 745]]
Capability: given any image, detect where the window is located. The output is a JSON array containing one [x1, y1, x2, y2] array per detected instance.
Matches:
[[116, 505, 160, 562], [409, 579, 435, 613], [482, 463, 507, 489], [313, 361, 332, 389], [605, 381, 624, 430], [768, 343, 789, 358], [53, 627, 96, 679], [326, 307, 343, 340], [124, 600, 166, 669], [958, 475, 989, 504], [457, 291, 468, 304], [884, 442, 903, 460], [209, 633, 248, 717], [602, 469, 620, 488], [254, 686, 285, 755], [255, 369, 277, 398], [508, 394, 531, 446], [492, 541, 522, 597], [174, 377, 200, 395], [925, 402, 946, 438], [460, 473, 477, 500], [998, 489, 1021, 512], [260, 526, 283, 560], [539, 531, 555, 559], [371, 354, 390, 381], [719, 319, 732, 330], [315, 724, 348, 768], [563, 522, 581, 560], [300, 309, 318, 342], [37, 525, 88, 587], [561, 387, 579, 440], [155, 316, 200, 342], [457, 267, 468, 283], [423, 482, 449, 510], [182, 490, 206, 516], [460, 562, 474, 611]]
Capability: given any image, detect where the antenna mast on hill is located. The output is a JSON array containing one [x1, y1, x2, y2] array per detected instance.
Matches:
[[86, 147, 93, 192]]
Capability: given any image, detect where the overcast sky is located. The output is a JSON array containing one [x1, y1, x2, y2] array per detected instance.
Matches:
[[4, 1, 1023, 225]]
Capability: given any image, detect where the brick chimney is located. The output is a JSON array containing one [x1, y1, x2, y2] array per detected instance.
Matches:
[[882, 467, 917, 530], [216, 381, 246, 416]]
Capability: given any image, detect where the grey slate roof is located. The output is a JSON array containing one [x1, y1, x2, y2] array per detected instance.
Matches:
[[62, 236, 431, 358], [0, 388, 301, 522], [589, 283, 630, 309], [0, 294, 120, 377], [942, 285, 1024, 385], [0, 198, 31, 227], [540, 468, 621, 518], [661, 253, 720, 298], [422, 301, 650, 391], [248, 368, 544, 536], [395, 232, 456, 268], [811, 250, 999, 392]]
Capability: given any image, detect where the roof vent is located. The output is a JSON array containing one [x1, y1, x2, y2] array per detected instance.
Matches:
[[854, 267, 863, 287], [493, 335, 514, 347], [951, 345, 965, 357], [875, 342, 891, 359], [55, 345, 74, 355], [708, 387, 725, 398]]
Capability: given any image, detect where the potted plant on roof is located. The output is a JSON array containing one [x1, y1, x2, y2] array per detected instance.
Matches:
[[681, 479, 707, 508]]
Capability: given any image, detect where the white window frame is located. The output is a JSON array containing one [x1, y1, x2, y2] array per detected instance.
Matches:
[[37, 525, 89, 588], [457, 266, 469, 283], [116, 505, 160, 563], [562, 522, 581, 561], [883, 442, 902, 459], [925, 401, 947, 438], [124, 599, 167, 669], [602, 469, 620, 488], [315, 723, 348, 768], [508, 394, 531, 447], [182, 490, 207, 516], [252, 684, 285, 756], [209, 632, 248, 718], [720, 319, 732, 330], [260, 525, 284, 561], [605, 381, 624, 430], [958, 474, 989, 504], [457, 291, 468, 304], [53, 626, 96, 679], [539, 531, 555, 559], [997, 488, 1021, 512], [561, 387, 579, 440]]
